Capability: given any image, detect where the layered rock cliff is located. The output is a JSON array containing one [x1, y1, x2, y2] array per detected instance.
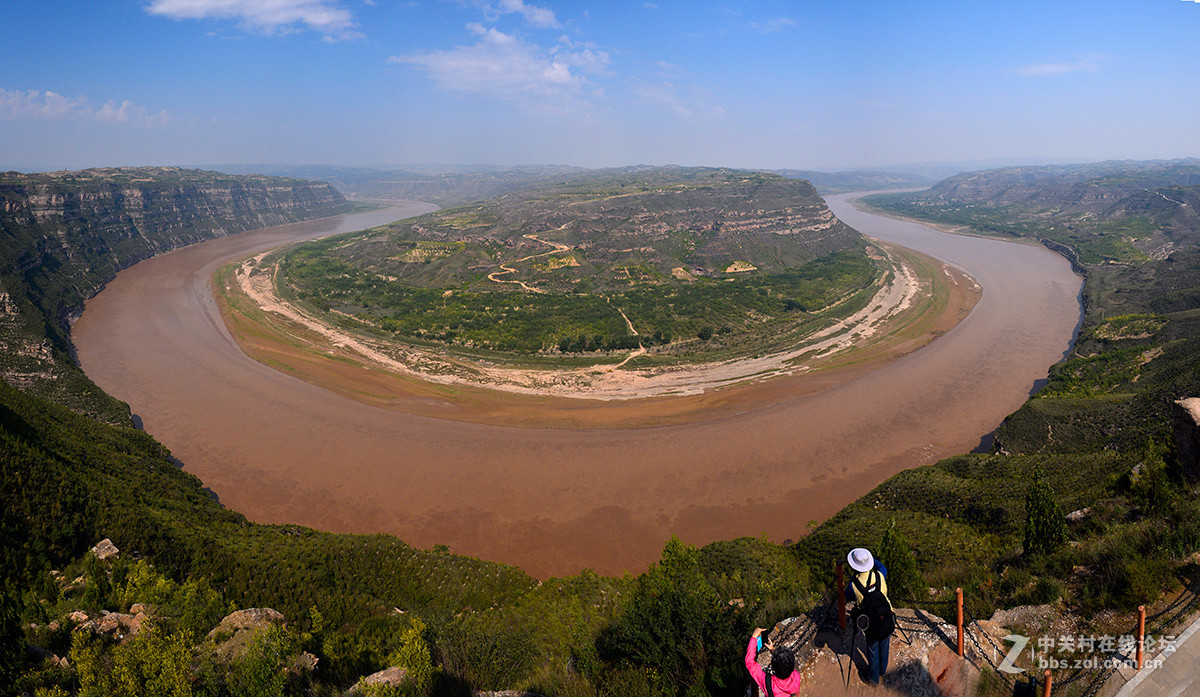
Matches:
[[0, 166, 349, 418]]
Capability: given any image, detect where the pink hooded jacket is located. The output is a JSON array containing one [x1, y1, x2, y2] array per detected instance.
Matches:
[[744, 636, 802, 696]]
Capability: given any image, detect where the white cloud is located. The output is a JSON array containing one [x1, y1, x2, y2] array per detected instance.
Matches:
[[631, 80, 723, 120], [748, 17, 796, 33], [654, 60, 686, 78], [96, 99, 171, 126], [0, 89, 88, 119], [496, 0, 559, 28], [145, 0, 362, 40], [392, 24, 609, 111], [0, 89, 169, 126], [1011, 55, 1102, 77], [471, 0, 560, 28]]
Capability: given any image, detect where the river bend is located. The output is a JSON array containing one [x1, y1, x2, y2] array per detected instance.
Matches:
[[73, 195, 1082, 578]]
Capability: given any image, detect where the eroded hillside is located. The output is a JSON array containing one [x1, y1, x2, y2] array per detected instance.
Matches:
[[0, 166, 348, 419], [865, 159, 1200, 265]]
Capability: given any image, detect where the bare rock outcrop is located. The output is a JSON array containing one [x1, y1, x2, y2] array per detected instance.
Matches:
[[201, 608, 287, 663], [90, 538, 119, 561], [1173, 398, 1200, 475], [350, 666, 412, 694], [77, 611, 148, 643], [207, 607, 286, 637]]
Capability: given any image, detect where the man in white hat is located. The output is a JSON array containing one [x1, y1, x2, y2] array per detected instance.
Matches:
[[844, 547, 893, 685]]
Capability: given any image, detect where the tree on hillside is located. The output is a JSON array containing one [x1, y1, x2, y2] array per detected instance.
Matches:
[[878, 518, 925, 602], [0, 587, 20, 697], [0, 509, 26, 697], [1023, 464, 1067, 557], [597, 536, 742, 696]]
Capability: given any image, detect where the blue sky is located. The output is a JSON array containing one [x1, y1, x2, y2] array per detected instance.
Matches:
[[2, 0, 1199, 172]]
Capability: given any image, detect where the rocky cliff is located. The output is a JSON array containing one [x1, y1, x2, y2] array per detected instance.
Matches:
[[0, 166, 349, 418]]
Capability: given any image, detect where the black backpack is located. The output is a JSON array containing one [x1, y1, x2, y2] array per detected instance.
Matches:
[[851, 570, 895, 642]]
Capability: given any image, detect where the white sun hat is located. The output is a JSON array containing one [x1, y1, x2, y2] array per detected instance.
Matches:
[[847, 548, 874, 573]]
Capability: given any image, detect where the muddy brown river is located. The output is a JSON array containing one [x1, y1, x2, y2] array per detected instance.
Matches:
[[73, 195, 1082, 578]]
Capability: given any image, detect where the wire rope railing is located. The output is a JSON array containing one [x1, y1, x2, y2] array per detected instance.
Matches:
[[773, 562, 1200, 696]]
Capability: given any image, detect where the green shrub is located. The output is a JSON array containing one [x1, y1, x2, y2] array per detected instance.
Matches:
[[1017, 576, 1063, 606], [228, 624, 296, 697], [1024, 464, 1067, 557], [878, 518, 925, 603], [388, 617, 436, 691], [436, 618, 536, 689], [70, 620, 193, 697], [0, 587, 22, 697], [597, 537, 744, 696]]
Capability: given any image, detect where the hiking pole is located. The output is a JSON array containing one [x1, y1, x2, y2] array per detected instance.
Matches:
[[844, 635, 854, 690], [847, 611, 871, 690], [844, 614, 858, 691]]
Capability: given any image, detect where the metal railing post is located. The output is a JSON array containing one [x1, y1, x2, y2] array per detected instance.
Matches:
[[956, 587, 964, 657], [1137, 605, 1146, 670]]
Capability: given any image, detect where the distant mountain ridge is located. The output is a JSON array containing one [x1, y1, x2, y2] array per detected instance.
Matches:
[[919, 158, 1200, 211], [211, 162, 936, 203], [210, 163, 588, 207], [772, 168, 934, 194]]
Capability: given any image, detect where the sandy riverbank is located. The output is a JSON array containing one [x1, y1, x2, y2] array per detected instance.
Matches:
[[224, 239, 977, 405], [216, 239, 978, 427]]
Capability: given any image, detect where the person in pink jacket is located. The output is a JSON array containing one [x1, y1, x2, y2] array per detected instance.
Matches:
[[745, 627, 801, 696]]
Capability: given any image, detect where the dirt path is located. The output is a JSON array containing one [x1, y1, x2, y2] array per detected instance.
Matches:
[[485, 231, 573, 292], [614, 304, 638, 336]]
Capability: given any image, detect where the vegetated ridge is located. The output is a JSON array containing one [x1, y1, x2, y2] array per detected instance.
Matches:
[[211, 162, 589, 208], [279, 167, 874, 357], [5, 161, 1200, 697], [212, 162, 932, 204], [864, 158, 1200, 265], [844, 159, 1200, 628]]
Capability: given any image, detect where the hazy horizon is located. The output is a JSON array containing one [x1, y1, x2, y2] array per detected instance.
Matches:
[[3, 1, 1199, 173]]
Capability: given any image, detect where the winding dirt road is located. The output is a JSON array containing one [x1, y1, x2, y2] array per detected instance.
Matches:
[[73, 195, 1082, 578]]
